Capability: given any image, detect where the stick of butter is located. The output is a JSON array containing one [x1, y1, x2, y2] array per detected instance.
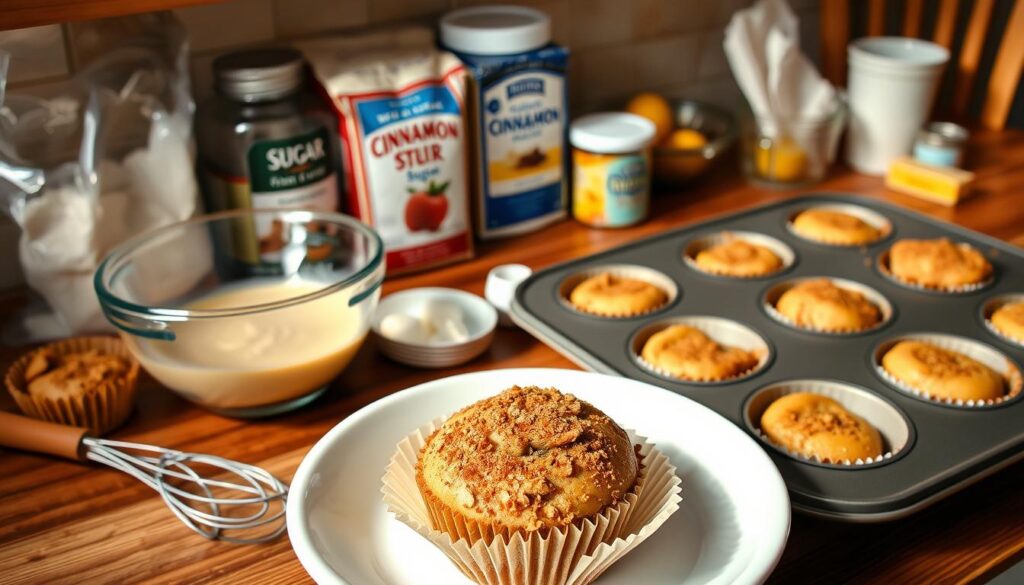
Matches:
[[885, 156, 975, 206]]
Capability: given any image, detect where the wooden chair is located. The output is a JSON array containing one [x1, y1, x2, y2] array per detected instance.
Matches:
[[820, 0, 1024, 129]]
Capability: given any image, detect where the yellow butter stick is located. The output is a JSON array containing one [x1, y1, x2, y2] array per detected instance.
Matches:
[[885, 156, 975, 206]]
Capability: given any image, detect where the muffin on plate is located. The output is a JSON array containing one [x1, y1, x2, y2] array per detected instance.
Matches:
[[881, 340, 1005, 402], [775, 279, 882, 333], [416, 385, 639, 537], [887, 238, 992, 290], [990, 302, 1024, 342], [791, 208, 882, 246], [383, 384, 682, 585], [5, 336, 139, 435], [640, 324, 759, 381], [760, 392, 883, 462], [693, 238, 782, 277], [568, 272, 668, 317]]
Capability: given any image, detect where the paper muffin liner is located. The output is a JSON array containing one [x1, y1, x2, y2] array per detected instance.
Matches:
[[5, 336, 140, 435], [785, 203, 892, 247], [630, 316, 771, 384], [382, 419, 682, 585], [982, 293, 1024, 349], [683, 231, 795, 279], [744, 380, 911, 468], [876, 248, 995, 294], [558, 264, 678, 319], [762, 277, 893, 335], [873, 333, 1024, 408]]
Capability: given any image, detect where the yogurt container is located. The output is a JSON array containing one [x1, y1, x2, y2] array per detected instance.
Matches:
[[570, 112, 656, 228]]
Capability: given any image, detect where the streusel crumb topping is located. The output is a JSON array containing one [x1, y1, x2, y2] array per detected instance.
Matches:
[[418, 385, 638, 530]]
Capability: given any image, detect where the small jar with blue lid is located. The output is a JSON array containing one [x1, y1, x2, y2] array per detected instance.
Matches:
[[913, 122, 968, 168]]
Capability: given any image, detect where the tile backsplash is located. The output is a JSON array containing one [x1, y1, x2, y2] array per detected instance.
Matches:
[[0, 0, 821, 290], [3, 0, 821, 110], [0, 24, 69, 85]]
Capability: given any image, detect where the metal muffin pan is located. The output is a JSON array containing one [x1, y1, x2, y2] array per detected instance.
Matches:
[[511, 194, 1024, 522]]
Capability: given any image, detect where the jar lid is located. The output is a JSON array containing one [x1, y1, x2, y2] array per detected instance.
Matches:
[[917, 121, 969, 147], [214, 48, 305, 102], [570, 113, 657, 154], [440, 6, 551, 55]]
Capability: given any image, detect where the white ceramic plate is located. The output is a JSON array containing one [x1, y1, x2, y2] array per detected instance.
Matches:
[[288, 368, 790, 585]]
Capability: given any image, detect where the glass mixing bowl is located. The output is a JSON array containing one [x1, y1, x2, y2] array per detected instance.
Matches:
[[95, 209, 384, 417]]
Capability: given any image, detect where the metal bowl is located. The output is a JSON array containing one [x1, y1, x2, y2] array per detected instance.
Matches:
[[652, 99, 737, 184]]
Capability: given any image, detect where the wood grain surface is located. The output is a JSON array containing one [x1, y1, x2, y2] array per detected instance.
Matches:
[[2, 129, 1024, 584]]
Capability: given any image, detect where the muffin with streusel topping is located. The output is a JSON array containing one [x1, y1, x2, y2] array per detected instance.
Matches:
[[761, 393, 883, 462], [416, 385, 639, 541]]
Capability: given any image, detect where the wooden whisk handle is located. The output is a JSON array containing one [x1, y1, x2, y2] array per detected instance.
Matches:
[[0, 410, 88, 460]]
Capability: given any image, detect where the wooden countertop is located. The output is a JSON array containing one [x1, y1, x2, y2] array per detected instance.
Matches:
[[2, 131, 1024, 584]]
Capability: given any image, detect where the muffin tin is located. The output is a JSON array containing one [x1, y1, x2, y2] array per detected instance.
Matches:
[[510, 194, 1024, 521]]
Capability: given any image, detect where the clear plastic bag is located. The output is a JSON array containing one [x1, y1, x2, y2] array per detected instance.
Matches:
[[0, 13, 198, 340]]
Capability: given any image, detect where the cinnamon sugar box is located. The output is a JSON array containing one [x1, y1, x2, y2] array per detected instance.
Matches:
[[441, 6, 569, 239], [298, 28, 474, 275]]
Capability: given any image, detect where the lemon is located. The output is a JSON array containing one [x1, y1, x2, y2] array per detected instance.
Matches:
[[625, 92, 674, 144], [755, 137, 807, 182], [655, 128, 710, 180], [664, 128, 708, 150]]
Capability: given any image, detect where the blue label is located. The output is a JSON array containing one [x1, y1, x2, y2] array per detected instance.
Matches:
[[485, 182, 564, 229], [486, 108, 560, 137], [507, 78, 545, 99], [604, 155, 649, 226], [445, 43, 570, 233], [356, 85, 461, 135]]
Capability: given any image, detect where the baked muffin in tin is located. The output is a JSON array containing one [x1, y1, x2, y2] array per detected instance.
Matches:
[[881, 340, 1005, 402], [775, 278, 882, 333], [640, 324, 759, 382], [760, 392, 884, 463], [694, 238, 783, 278], [991, 301, 1024, 343], [791, 208, 882, 246], [568, 272, 668, 317], [887, 238, 992, 290]]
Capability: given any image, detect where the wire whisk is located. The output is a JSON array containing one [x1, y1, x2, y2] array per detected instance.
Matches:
[[0, 411, 288, 544]]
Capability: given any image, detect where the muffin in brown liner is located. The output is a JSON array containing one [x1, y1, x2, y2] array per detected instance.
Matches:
[[5, 336, 139, 435], [382, 419, 681, 585]]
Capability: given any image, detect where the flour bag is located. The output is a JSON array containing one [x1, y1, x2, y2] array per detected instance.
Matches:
[[299, 28, 473, 276]]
